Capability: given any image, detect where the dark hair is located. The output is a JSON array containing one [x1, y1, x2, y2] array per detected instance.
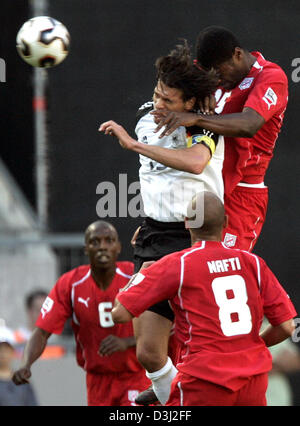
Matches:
[[196, 26, 242, 70], [25, 290, 48, 310], [155, 39, 219, 103]]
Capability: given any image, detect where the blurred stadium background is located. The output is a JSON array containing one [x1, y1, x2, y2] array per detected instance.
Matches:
[[0, 0, 299, 406]]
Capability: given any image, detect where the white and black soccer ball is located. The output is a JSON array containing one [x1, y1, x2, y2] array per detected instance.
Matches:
[[16, 16, 70, 68]]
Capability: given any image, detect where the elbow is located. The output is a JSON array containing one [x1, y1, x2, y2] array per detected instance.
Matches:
[[111, 306, 130, 324], [188, 162, 205, 175], [240, 128, 256, 138], [286, 319, 296, 338], [111, 308, 122, 323], [279, 318, 296, 341]]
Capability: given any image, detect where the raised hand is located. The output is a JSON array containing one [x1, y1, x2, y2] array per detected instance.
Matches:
[[150, 110, 199, 138]]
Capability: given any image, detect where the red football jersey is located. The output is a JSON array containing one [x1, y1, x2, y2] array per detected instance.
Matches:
[[117, 241, 296, 391], [215, 51, 288, 194], [36, 261, 143, 375]]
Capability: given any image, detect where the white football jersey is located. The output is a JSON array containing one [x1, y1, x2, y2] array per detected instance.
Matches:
[[135, 102, 224, 222]]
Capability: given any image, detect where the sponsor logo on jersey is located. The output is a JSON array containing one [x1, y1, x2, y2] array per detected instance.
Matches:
[[41, 297, 54, 318], [239, 77, 254, 90], [224, 233, 237, 248], [78, 297, 90, 308], [138, 101, 153, 111], [262, 87, 277, 110]]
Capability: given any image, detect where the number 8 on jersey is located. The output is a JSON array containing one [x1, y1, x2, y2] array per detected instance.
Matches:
[[212, 275, 252, 337]]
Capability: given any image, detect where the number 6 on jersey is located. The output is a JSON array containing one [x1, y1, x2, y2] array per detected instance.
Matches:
[[212, 275, 252, 337], [98, 302, 114, 328]]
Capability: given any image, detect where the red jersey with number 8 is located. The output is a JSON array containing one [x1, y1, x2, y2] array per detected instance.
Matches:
[[117, 241, 296, 391], [36, 262, 143, 374]]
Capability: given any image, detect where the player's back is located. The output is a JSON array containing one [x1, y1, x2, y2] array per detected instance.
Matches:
[[173, 241, 272, 390]]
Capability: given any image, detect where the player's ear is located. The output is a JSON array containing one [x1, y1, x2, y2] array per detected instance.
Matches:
[[117, 241, 122, 256], [233, 47, 243, 62], [84, 243, 88, 256], [185, 96, 196, 111]]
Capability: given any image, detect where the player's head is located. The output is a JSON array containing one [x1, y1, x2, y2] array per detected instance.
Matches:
[[0, 323, 16, 369], [25, 290, 48, 330], [153, 39, 218, 113], [185, 191, 227, 242], [196, 26, 249, 90], [85, 221, 121, 271]]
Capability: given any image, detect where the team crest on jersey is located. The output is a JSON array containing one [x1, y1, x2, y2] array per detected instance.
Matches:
[[128, 390, 139, 405], [262, 87, 277, 110], [239, 77, 254, 90], [224, 233, 237, 248]]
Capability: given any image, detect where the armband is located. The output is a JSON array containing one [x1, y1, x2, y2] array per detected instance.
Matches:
[[192, 135, 216, 156]]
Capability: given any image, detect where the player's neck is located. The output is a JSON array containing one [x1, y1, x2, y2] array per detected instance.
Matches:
[[91, 266, 116, 290], [191, 232, 222, 245], [244, 51, 257, 75]]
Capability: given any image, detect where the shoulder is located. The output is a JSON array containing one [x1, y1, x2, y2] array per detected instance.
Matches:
[[157, 247, 192, 266], [116, 261, 134, 278], [256, 58, 288, 86], [136, 101, 154, 125], [57, 265, 91, 288], [233, 248, 268, 276], [186, 125, 220, 147]]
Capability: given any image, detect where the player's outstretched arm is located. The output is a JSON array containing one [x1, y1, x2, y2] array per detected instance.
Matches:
[[151, 107, 264, 139], [260, 319, 295, 347], [131, 226, 141, 247], [12, 327, 51, 385], [99, 120, 211, 174], [99, 120, 137, 150]]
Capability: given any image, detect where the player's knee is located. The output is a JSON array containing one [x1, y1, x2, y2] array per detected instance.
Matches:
[[136, 343, 166, 372]]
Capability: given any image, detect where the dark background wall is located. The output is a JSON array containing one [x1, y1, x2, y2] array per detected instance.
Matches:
[[0, 1, 34, 207], [1, 0, 300, 403]]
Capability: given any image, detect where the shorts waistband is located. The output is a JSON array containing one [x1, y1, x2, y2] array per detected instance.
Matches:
[[229, 184, 269, 195], [145, 216, 185, 229], [237, 182, 266, 188]]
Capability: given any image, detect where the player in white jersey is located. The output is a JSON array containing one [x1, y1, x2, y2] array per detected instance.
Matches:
[[135, 101, 224, 222], [99, 40, 224, 404]]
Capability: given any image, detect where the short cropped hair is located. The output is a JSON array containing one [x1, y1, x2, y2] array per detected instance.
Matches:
[[25, 290, 48, 310], [196, 26, 242, 70], [155, 39, 219, 104]]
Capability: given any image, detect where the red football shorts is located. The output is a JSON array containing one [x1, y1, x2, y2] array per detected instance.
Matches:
[[223, 185, 269, 252], [86, 369, 151, 406], [167, 371, 268, 406]]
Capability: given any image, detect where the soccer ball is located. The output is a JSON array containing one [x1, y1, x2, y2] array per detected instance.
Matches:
[[16, 16, 70, 68]]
